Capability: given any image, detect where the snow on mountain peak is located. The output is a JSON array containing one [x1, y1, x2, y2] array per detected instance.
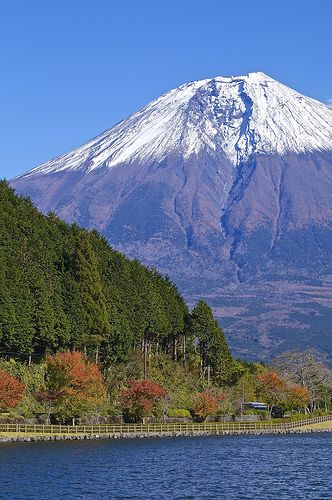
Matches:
[[22, 72, 332, 177]]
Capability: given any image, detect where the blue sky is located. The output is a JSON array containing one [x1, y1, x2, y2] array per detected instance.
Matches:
[[1, 0, 331, 179]]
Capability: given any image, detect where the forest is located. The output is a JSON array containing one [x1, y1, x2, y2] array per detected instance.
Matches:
[[0, 181, 231, 368], [0, 181, 331, 424]]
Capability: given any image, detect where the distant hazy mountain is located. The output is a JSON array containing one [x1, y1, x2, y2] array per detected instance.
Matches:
[[11, 72, 332, 361]]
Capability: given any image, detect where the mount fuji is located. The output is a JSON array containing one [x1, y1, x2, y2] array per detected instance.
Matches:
[[11, 72, 332, 361]]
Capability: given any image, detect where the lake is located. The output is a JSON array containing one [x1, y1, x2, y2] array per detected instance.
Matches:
[[0, 433, 331, 499]]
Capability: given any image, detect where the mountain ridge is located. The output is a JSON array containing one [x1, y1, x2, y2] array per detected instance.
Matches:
[[17, 72, 332, 178]]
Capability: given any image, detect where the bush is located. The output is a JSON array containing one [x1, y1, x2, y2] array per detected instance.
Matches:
[[16, 394, 43, 419], [45, 351, 107, 424], [193, 391, 218, 422], [0, 369, 25, 409], [279, 410, 326, 422], [217, 400, 236, 416], [167, 408, 191, 418], [0, 412, 26, 424], [0, 360, 45, 392], [120, 379, 167, 423], [243, 409, 270, 418]]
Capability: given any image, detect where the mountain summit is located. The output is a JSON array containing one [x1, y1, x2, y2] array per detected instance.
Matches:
[[20, 72, 332, 176], [11, 73, 332, 361]]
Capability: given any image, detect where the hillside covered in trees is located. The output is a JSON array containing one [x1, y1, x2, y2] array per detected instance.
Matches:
[[1, 181, 332, 424], [0, 180, 232, 381]]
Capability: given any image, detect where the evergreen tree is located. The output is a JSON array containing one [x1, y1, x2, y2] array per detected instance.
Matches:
[[72, 232, 111, 355], [188, 301, 233, 385], [154, 273, 189, 360]]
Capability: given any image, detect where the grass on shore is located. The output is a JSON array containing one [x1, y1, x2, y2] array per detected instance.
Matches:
[[0, 432, 83, 439], [293, 421, 332, 430]]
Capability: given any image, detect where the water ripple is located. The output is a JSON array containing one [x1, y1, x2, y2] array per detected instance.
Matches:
[[0, 433, 331, 499]]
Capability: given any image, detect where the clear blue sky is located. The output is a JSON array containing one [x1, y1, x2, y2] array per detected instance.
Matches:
[[1, 0, 331, 179]]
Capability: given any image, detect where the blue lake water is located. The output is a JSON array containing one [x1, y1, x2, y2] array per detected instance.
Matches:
[[0, 433, 331, 499]]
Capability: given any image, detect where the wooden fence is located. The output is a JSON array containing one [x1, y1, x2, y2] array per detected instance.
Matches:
[[1, 414, 332, 436]]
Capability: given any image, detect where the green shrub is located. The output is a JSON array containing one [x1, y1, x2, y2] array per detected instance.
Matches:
[[279, 411, 326, 422], [167, 408, 191, 418], [16, 395, 43, 419], [217, 401, 236, 416], [243, 409, 270, 418]]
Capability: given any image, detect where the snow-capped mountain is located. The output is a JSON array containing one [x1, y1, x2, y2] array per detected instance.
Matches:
[[11, 72, 332, 361], [21, 72, 332, 175]]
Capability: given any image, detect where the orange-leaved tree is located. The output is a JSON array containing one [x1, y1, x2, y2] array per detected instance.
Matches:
[[193, 390, 218, 422], [0, 369, 25, 409], [120, 379, 167, 423], [45, 351, 107, 424], [284, 384, 311, 412], [257, 371, 288, 415]]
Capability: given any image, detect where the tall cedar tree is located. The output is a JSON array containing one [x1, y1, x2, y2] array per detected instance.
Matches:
[[72, 232, 111, 353], [188, 300, 233, 384]]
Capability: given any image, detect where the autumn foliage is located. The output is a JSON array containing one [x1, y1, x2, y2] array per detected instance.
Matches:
[[193, 391, 218, 421], [45, 351, 107, 423], [285, 384, 311, 410], [120, 379, 167, 422], [46, 351, 105, 396], [257, 371, 286, 408], [0, 370, 25, 409], [257, 370, 311, 412]]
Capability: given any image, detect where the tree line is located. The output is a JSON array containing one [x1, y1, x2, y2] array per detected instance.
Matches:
[[1, 348, 331, 424]]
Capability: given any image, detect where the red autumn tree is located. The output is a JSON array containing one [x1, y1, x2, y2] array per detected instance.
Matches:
[[46, 351, 105, 395], [120, 379, 167, 423], [193, 391, 218, 422], [0, 370, 25, 409], [257, 371, 287, 414], [44, 351, 107, 424]]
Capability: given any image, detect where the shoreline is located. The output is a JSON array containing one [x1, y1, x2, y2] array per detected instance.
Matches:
[[1, 427, 332, 444]]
